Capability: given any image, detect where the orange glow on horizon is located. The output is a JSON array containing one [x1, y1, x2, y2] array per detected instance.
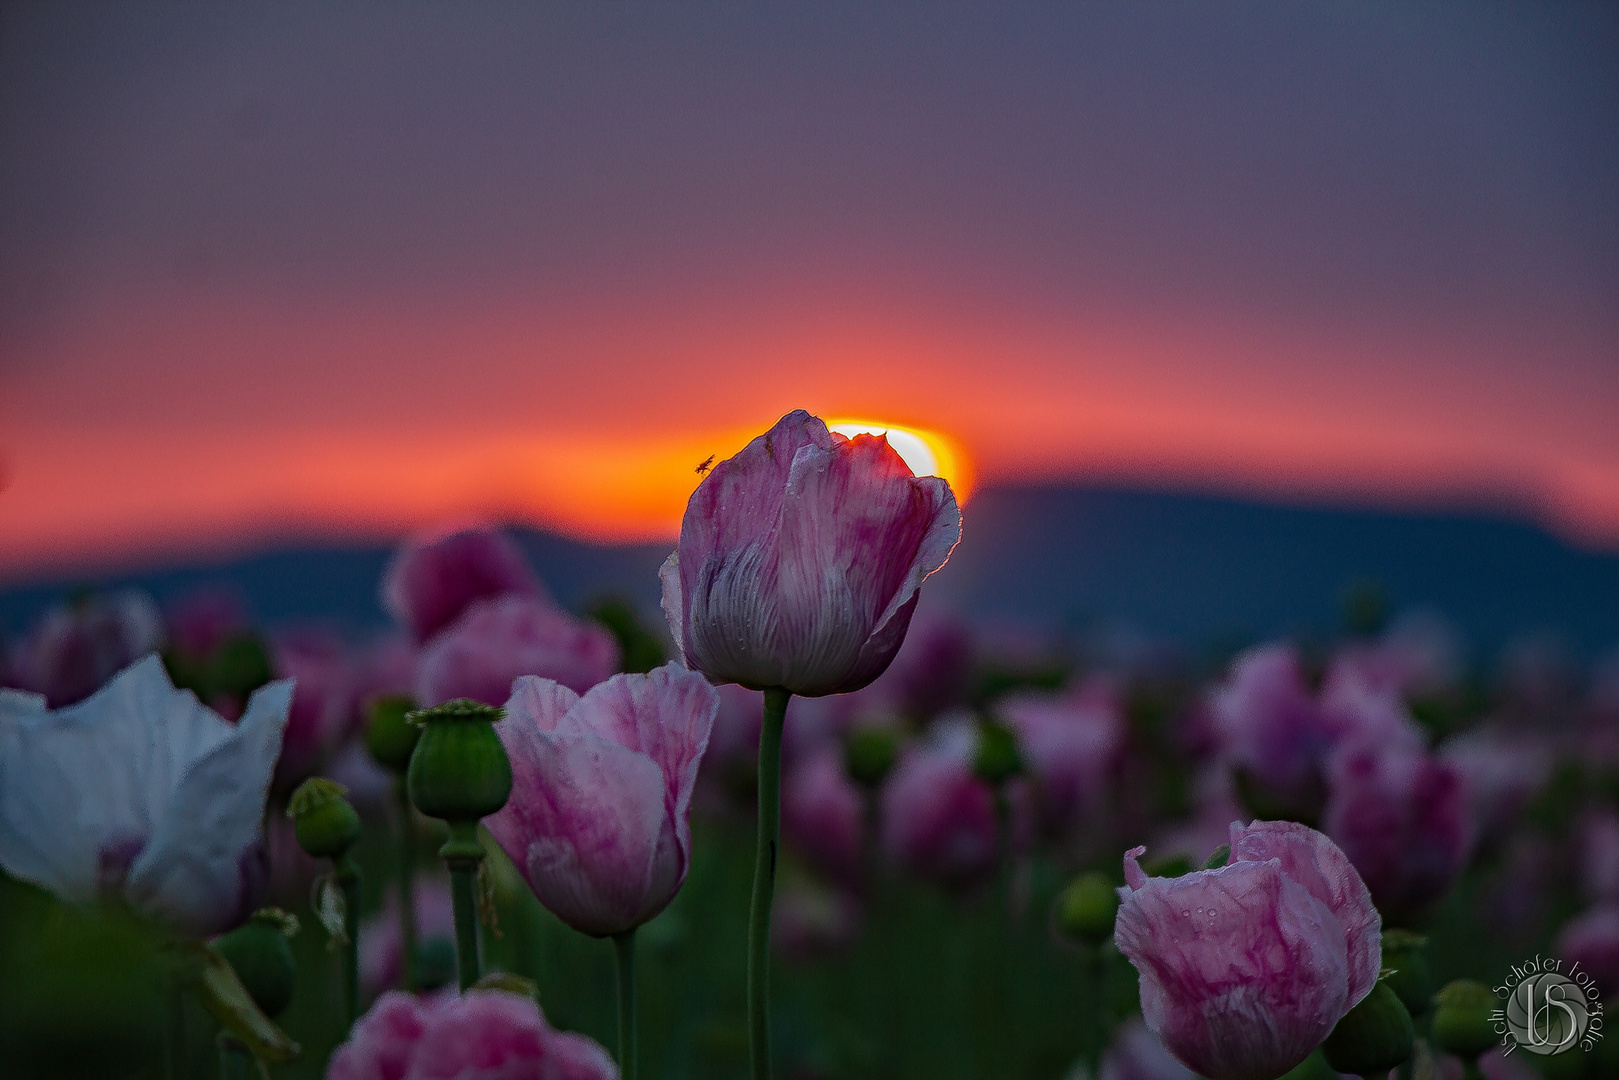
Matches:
[[826, 418, 974, 502]]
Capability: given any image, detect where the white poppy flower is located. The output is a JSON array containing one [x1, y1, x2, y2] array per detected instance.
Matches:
[[0, 654, 292, 936]]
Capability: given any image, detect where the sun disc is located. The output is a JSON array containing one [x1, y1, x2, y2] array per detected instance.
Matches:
[[826, 418, 970, 499]]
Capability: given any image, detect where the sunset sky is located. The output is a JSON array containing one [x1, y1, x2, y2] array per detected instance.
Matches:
[[2, 3, 1615, 578]]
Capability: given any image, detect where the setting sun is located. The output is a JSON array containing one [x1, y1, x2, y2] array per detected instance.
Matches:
[[826, 419, 973, 501]]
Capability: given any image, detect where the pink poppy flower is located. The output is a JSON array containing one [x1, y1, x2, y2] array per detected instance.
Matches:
[[880, 725, 1001, 888], [660, 410, 959, 697], [7, 590, 164, 708], [416, 595, 620, 707], [326, 989, 617, 1080], [1555, 903, 1619, 998], [1113, 820, 1381, 1080], [382, 527, 548, 645], [1323, 741, 1472, 924], [998, 681, 1122, 832], [781, 747, 866, 886], [485, 664, 716, 937]]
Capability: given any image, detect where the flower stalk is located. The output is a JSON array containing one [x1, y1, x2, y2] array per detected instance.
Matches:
[[443, 821, 486, 991], [748, 687, 791, 1080], [613, 929, 638, 1080]]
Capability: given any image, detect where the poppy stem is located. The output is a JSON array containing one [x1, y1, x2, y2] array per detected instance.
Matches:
[[395, 779, 418, 990], [216, 1033, 253, 1080], [443, 820, 485, 991], [748, 687, 791, 1080], [613, 929, 638, 1080], [164, 971, 186, 1080], [335, 852, 362, 1026]]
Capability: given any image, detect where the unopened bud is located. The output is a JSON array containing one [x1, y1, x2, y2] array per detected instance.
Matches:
[[364, 694, 420, 774], [1431, 979, 1500, 1061], [1054, 871, 1119, 945], [287, 778, 362, 859], [973, 718, 1022, 787], [1321, 980, 1415, 1077], [1379, 930, 1434, 1018], [844, 726, 899, 788], [213, 909, 298, 1019]]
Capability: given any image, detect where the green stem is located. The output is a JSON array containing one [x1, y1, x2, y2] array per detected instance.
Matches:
[[613, 929, 638, 1080], [395, 779, 418, 990], [748, 687, 791, 1080], [1084, 943, 1106, 1076], [216, 1033, 253, 1080], [165, 971, 186, 1080], [336, 853, 363, 1027], [443, 820, 485, 991]]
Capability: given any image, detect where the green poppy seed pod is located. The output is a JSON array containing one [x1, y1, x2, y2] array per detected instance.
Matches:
[[1053, 871, 1119, 945], [1321, 980, 1415, 1077], [1379, 929, 1434, 1018], [212, 909, 298, 1019], [405, 700, 512, 823], [287, 778, 362, 859], [210, 633, 275, 703], [972, 718, 1022, 787], [1431, 979, 1500, 1061], [844, 725, 899, 788], [365, 694, 421, 774]]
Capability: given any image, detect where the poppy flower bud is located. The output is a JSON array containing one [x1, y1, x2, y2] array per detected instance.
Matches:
[[211, 633, 275, 704], [1054, 871, 1118, 945], [972, 719, 1022, 787], [1430, 980, 1500, 1061], [287, 778, 362, 860], [1378, 929, 1434, 1017], [1321, 980, 1415, 1077], [213, 909, 298, 1019], [844, 725, 899, 788], [406, 700, 513, 824], [364, 694, 420, 774]]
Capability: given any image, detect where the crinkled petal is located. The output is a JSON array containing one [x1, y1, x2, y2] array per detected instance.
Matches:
[[127, 677, 292, 935], [488, 713, 671, 937], [0, 656, 238, 906], [658, 551, 685, 661], [1229, 819, 1381, 1005], [772, 435, 959, 695], [1114, 859, 1351, 1080], [506, 675, 582, 735], [327, 990, 430, 1080]]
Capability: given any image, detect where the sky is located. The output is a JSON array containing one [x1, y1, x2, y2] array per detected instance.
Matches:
[[1, 2, 1615, 578]]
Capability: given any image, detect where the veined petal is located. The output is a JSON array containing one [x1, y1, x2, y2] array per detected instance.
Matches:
[[567, 665, 716, 815], [1230, 819, 1381, 1005], [0, 656, 233, 904], [487, 720, 669, 937], [127, 677, 292, 935], [506, 675, 583, 735], [1115, 859, 1350, 1080], [658, 551, 685, 660]]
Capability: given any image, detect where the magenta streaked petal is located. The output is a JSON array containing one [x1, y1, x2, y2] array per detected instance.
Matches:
[[488, 664, 716, 937], [1229, 819, 1381, 1005], [665, 410, 960, 697], [1115, 858, 1349, 1080], [416, 594, 620, 707]]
